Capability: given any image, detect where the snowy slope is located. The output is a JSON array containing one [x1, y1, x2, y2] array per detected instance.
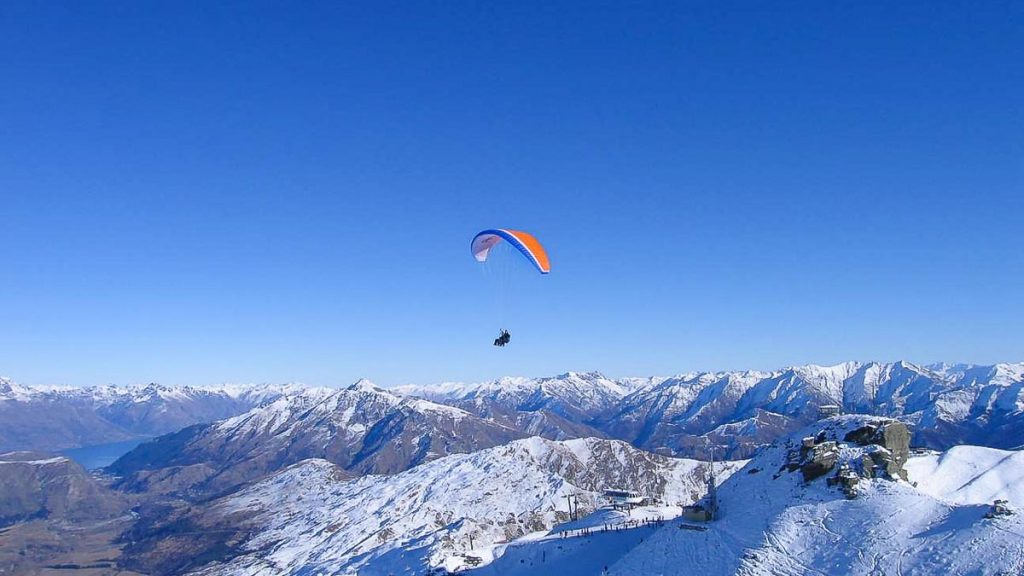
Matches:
[[906, 446, 1024, 506], [471, 417, 1024, 576], [392, 377, 534, 403], [185, 437, 744, 576], [613, 418, 1024, 575]]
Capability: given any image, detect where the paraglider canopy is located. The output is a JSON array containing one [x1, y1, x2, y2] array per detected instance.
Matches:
[[470, 229, 551, 274], [471, 228, 548, 347]]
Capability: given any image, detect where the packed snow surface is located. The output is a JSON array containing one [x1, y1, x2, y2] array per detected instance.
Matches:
[[905, 445, 1024, 507]]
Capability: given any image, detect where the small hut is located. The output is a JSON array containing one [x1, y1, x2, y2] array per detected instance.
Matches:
[[819, 404, 842, 419], [603, 489, 643, 508], [681, 504, 713, 522]]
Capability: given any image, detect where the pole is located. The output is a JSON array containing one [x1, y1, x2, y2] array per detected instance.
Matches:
[[705, 438, 718, 520]]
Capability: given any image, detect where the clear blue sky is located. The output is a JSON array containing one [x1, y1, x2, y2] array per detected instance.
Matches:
[[1, 2, 1021, 387]]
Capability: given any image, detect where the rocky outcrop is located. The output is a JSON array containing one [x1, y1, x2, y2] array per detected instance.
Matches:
[[778, 417, 912, 497], [610, 417, 1024, 576], [844, 420, 910, 481], [986, 499, 1015, 519], [798, 438, 840, 482]]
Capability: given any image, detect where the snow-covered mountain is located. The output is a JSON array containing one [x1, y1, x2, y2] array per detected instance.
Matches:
[[398, 362, 1024, 459], [0, 376, 308, 452], [394, 372, 635, 410], [470, 416, 1024, 575], [121, 437, 743, 576], [108, 380, 526, 498], [589, 361, 1024, 458], [396, 372, 633, 440], [904, 445, 1024, 506], [595, 370, 775, 457]]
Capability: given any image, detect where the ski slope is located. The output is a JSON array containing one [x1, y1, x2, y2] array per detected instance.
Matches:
[[467, 417, 1024, 576], [905, 445, 1024, 507]]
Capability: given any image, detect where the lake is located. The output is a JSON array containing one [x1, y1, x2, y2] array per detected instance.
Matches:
[[60, 438, 151, 470]]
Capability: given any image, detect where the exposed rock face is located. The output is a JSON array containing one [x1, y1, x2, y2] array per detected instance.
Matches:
[[844, 420, 911, 480], [800, 440, 839, 482], [779, 417, 912, 496], [986, 499, 1014, 518], [0, 452, 138, 574]]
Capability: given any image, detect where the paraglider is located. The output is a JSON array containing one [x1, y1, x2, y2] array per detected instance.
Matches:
[[471, 229, 551, 274], [471, 229, 550, 346]]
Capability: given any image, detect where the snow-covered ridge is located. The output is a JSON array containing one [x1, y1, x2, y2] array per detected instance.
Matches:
[[905, 445, 1024, 507], [190, 436, 745, 576], [395, 361, 1024, 418], [213, 379, 474, 436], [393, 371, 633, 408]]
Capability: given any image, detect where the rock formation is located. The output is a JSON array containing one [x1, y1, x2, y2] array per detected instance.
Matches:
[[779, 417, 911, 497]]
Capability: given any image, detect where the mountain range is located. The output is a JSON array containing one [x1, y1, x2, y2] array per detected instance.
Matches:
[[0, 378, 305, 452], [2, 361, 1023, 575], [5, 360, 1022, 460], [400, 362, 1024, 458]]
